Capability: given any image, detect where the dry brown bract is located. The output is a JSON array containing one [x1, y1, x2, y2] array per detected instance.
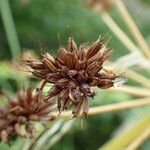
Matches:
[[27, 37, 122, 117], [0, 87, 55, 142], [86, 0, 114, 12]]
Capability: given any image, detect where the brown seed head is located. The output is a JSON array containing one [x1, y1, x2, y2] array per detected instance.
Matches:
[[0, 87, 55, 142], [86, 0, 114, 12], [26, 37, 125, 117]]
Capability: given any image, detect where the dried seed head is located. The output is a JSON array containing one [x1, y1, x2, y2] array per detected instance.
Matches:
[[86, 0, 114, 12], [0, 86, 55, 142], [26, 37, 125, 117]]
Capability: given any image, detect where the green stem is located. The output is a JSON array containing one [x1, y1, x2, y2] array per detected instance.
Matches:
[[30, 120, 64, 150], [0, 0, 21, 59], [43, 119, 74, 150]]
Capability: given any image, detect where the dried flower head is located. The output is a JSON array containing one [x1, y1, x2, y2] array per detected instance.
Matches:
[[26, 37, 125, 117], [86, 0, 114, 12], [0, 86, 55, 142]]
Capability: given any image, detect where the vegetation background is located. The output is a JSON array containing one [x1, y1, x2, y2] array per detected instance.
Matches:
[[0, 0, 150, 150]]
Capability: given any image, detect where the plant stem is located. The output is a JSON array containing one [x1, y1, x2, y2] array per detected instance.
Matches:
[[0, 0, 21, 59], [110, 60, 150, 88], [56, 97, 150, 118], [101, 12, 142, 55], [125, 126, 150, 150], [126, 69, 150, 88], [115, 0, 150, 58], [109, 85, 150, 97], [30, 120, 64, 150], [99, 113, 150, 150], [43, 120, 74, 150]]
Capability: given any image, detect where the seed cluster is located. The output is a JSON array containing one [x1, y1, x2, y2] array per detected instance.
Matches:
[[27, 37, 120, 117], [0, 87, 55, 142]]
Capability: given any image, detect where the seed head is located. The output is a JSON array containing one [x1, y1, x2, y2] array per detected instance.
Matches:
[[0, 87, 55, 142], [26, 37, 125, 117], [86, 0, 114, 12]]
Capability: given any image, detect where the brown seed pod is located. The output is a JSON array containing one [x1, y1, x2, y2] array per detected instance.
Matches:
[[26, 37, 125, 117], [0, 85, 55, 142]]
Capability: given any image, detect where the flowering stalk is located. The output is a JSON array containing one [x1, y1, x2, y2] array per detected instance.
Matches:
[[110, 85, 150, 97], [126, 69, 150, 88], [101, 12, 142, 55], [52, 97, 150, 118], [115, 0, 150, 58]]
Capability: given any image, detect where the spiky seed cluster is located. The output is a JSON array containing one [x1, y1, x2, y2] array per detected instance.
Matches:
[[27, 37, 120, 117], [0, 87, 55, 142]]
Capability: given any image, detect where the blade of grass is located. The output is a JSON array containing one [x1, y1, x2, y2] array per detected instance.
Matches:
[[115, 0, 150, 58], [54, 97, 150, 118], [0, 0, 21, 58], [125, 126, 150, 150], [99, 113, 150, 150]]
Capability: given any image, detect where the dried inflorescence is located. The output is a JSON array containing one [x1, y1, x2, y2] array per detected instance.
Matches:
[[86, 0, 114, 12], [26, 37, 124, 117], [0, 87, 55, 142]]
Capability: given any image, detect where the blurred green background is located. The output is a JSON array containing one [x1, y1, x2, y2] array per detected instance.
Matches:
[[0, 0, 150, 150]]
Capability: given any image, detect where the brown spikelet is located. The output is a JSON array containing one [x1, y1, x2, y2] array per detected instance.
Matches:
[[86, 0, 114, 12], [0, 86, 55, 142], [26, 37, 126, 117]]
